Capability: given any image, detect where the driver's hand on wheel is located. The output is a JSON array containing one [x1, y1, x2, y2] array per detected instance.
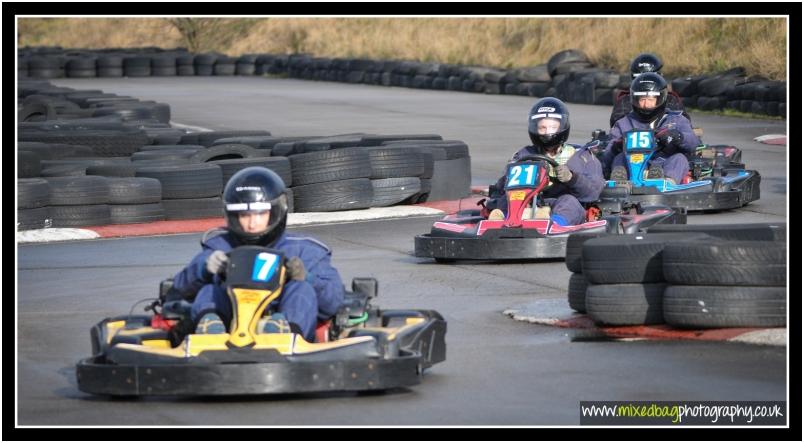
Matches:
[[556, 165, 573, 183], [286, 257, 307, 281], [655, 128, 683, 154], [205, 250, 228, 276]]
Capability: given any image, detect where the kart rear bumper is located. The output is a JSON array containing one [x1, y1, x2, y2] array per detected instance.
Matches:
[[414, 234, 569, 260]]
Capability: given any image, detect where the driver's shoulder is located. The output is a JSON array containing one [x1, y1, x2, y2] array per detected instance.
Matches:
[[282, 234, 332, 256], [201, 228, 234, 250]]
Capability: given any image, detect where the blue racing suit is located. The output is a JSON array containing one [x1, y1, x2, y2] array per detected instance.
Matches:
[[601, 110, 700, 184], [486, 143, 605, 226], [172, 229, 345, 342]]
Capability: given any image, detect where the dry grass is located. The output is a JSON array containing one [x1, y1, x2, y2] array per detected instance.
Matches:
[[17, 17, 787, 80]]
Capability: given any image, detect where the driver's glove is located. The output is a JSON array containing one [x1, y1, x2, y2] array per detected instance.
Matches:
[[556, 164, 573, 183], [610, 138, 624, 155], [286, 256, 307, 281], [205, 250, 228, 276], [655, 128, 684, 155]]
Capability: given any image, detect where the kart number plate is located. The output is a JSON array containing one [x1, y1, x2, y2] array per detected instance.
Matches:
[[625, 130, 655, 151], [509, 190, 527, 201], [506, 163, 540, 189], [629, 153, 644, 164]]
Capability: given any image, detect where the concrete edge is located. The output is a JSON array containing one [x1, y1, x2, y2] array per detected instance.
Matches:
[[504, 299, 787, 347]]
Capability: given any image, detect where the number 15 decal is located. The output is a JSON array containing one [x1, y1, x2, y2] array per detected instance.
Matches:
[[507, 164, 537, 187], [626, 131, 654, 150]]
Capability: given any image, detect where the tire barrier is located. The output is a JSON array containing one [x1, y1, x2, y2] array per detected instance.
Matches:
[[17, 79, 473, 223], [18, 46, 785, 116], [567, 229, 787, 328]]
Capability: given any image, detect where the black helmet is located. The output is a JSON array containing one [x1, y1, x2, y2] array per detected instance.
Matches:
[[630, 72, 668, 123], [527, 97, 571, 152], [630, 53, 663, 78], [222, 167, 289, 246]]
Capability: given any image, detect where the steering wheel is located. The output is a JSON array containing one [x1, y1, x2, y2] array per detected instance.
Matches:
[[515, 154, 561, 184], [516, 154, 559, 167]]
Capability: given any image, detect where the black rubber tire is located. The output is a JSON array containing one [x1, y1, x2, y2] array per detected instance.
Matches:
[[135, 164, 223, 199], [40, 164, 88, 177], [364, 147, 425, 179], [131, 149, 198, 162], [188, 130, 271, 147], [289, 148, 372, 186], [370, 177, 421, 207], [162, 197, 223, 220], [50, 204, 111, 227], [19, 151, 42, 178], [17, 207, 51, 231], [211, 157, 292, 186], [18, 178, 50, 209], [663, 240, 786, 287], [586, 283, 666, 326], [110, 202, 165, 224], [565, 232, 613, 273], [663, 285, 786, 328], [291, 178, 374, 212], [19, 103, 56, 122], [19, 130, 149, 157], [645, 222, 786, 242], [567, 272, 587, 313], [45, 176, 110, 205], [582, 233, 710, 284], [547, 49, 590, 76], [107, 177, 162, 204], [188, 144, 260, 163]]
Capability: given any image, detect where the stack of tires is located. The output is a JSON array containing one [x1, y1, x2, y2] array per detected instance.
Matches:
[[566, 223, 787, 329]]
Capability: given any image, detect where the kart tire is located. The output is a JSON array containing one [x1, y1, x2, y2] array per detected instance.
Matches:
[[662, 240, 786, 287], [107, 177, 162, 204], [586, 283, 666, 326], [663, 285, 786, 328], [582, 233, 710, 284], [370, 177, 421, 207], [565, 232, 613, 273], [567, 272, 587, 313], [289, 148, 372, 186], [135, 164, 223, 199], [292, 178, 374, 212], [50, 204, 111, 227], [45, 176, 110, 205], [18, 178, 50, 209], [645, 222, 786, 242]]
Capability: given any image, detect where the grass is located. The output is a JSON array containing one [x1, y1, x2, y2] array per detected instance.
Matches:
[[17, 17, 787, 81]]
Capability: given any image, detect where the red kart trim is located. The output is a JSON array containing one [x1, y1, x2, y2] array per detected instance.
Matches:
[[433, 222, 472, 233], [548, 219, 607, 234]]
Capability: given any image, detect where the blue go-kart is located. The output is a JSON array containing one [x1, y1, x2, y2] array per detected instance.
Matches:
[[592, 129, 760, 211]]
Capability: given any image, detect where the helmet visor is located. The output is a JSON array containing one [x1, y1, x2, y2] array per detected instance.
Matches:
[[225, 194, 288, 240]]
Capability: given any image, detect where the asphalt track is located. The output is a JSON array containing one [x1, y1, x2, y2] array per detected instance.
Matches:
[[16, 77, 788, 426]]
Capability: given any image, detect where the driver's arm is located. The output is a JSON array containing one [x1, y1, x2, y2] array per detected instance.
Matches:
[[172, 248, 216, 301]]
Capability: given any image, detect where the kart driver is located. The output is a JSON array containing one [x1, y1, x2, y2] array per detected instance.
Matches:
[[171, 167, 344, 342], [609, 53, 689, 127], [483, 97, 605, 226], [601, 72, 700, 184]]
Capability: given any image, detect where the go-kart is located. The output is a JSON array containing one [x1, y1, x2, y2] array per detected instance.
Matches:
[[414, 154, 683, 262], [592, 128, 760, 211], [76, 246, 447, 396]]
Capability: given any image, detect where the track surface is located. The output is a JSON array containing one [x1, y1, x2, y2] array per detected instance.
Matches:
[[16, 77, 787, 425]]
